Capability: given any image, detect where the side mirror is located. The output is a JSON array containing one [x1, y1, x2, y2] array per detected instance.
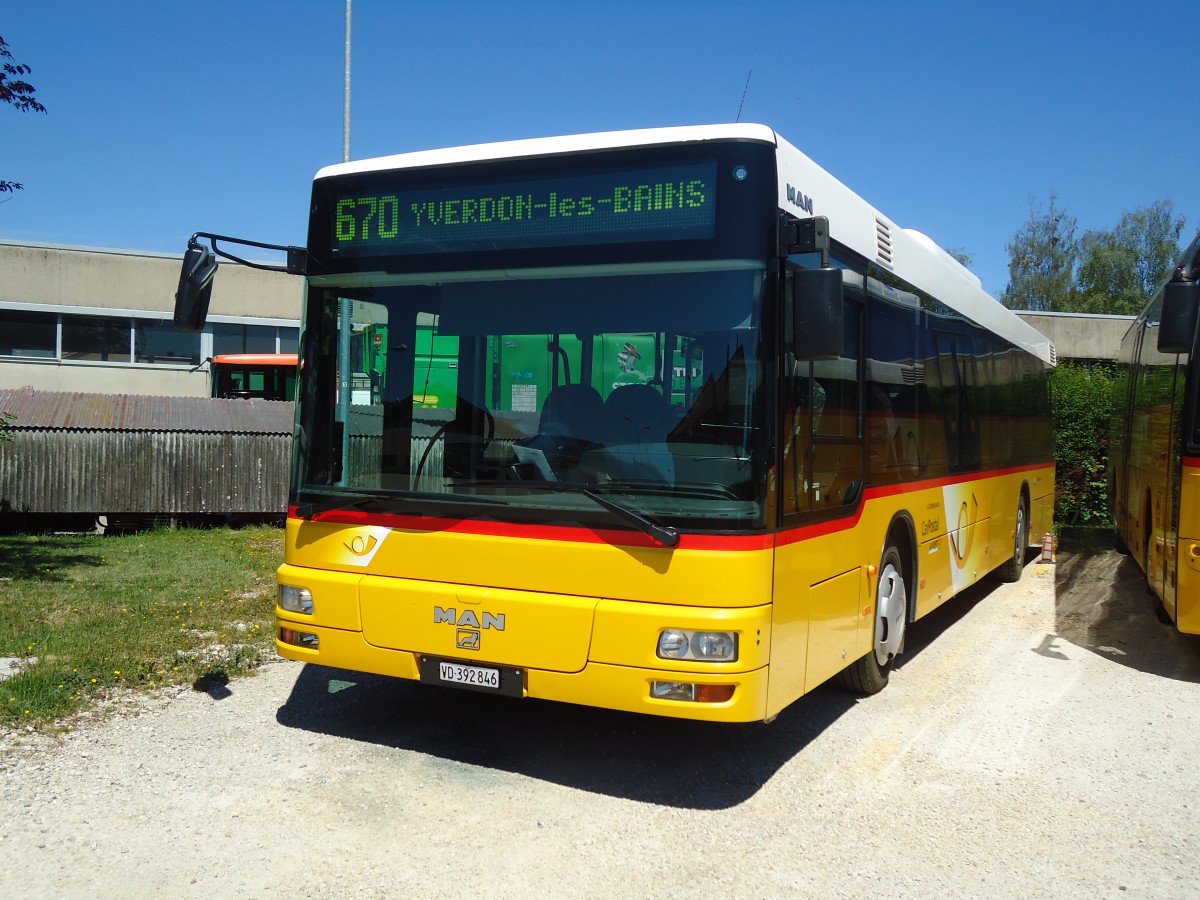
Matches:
[[174, 240, 218, 332], [1158, 279, 1200, 354], [792, 267, 844, 359]]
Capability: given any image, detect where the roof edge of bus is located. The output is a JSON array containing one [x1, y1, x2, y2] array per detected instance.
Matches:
[[313, 124, 780, 180], [768, 132, 1057, 367]]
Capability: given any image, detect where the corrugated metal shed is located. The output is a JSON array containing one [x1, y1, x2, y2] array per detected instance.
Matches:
[[0, 386, 294, 434], [0, 388, 293, 515]]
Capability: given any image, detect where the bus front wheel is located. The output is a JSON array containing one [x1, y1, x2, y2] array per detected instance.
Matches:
[[836, 545, 907, 694]]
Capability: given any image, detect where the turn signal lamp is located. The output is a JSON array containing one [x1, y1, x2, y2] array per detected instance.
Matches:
[[279, 627, 319, 649], [650, 681, 736, 703]]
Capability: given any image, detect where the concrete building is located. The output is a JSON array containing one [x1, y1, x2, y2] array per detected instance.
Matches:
[[0, 240, 302, 397], [1015, 310, 1134, 367]]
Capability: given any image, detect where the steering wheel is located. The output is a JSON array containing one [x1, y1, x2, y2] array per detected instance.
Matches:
[[413, 402, 495, 487]]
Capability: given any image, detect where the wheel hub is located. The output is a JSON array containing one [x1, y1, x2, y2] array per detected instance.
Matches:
[[875, 561, 906, 666]]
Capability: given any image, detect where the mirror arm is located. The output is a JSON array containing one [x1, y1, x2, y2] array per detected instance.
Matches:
[[1164, 232, 1200, 288], [1177, 230, 1200, 281], [780, 215, 830, 266], [191, 232, 308, 276], [1155, 233, 1200, 355]]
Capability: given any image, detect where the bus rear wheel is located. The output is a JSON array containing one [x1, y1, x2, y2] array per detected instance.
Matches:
[[994, 496, 1028, 583], [1145, 524, 1174, 625], [836, 545, 907, 694]]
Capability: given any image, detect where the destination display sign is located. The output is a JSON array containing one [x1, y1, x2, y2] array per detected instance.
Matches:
[[328, 160, 717, 257]]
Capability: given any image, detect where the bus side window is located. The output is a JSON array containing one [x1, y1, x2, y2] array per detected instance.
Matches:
[[865, 295, 920, 483], [781, 360, 814, 516], [782, 293, 865, 518], [809, 298, 863, 508]]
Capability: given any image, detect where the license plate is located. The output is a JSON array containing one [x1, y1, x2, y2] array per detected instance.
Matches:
[[419, 656, 524, 697], [439, 661, 499, 688]]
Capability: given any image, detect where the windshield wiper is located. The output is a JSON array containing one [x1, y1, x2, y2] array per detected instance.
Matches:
[[295, 491, 388, 520], [573, 485, 680, 547], [295, 488, 506, 520], [463, 480, 679, 547]]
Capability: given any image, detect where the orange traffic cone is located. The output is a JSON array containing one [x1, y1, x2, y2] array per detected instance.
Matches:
[[1040, 532, 1055, 563]]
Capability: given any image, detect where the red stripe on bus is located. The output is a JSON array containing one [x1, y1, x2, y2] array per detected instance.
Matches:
[[863, 461, 1050, 500], [289, 461, 1050, 552], [288, 506, 775, 551], [1184, 456, 1200, 469], [772, 462, 1051, 547]]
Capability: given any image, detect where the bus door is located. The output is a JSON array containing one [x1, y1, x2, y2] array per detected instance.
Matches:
[[1166, 362, 1186, 619], [1111, 325, 1141, 538], [778, 280, 866, 696], [1135, 306, 1182, 616]]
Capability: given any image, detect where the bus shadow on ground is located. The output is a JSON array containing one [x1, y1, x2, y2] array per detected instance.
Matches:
[[277, 665, 853, 809], [1054, 547, 1200, 683], [275, 574, 996, 810], [892, 564, 998, 665]]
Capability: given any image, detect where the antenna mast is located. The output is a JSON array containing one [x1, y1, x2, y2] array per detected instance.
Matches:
[[343, 0, 352, 162], [736, 69, 752, 123]]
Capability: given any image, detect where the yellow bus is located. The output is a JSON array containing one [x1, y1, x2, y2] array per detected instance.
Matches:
[[175, 125, 1055, 721], [1110, 233, 1200, 634]]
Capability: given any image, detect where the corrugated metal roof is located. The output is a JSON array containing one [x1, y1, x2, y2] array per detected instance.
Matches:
[[0, 387, 294, 434]]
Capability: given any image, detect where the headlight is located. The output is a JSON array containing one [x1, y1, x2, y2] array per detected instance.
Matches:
[[657, 630, 690, 659], [692, 631, 737, 660], [656, 629, 738, 662], [279, 584, 313, 615]]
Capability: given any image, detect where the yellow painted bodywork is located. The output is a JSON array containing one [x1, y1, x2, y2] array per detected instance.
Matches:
[[1116, 412, 1200, 634], [277, 465, 1054, 721], [1172, 463, 1200, 634]]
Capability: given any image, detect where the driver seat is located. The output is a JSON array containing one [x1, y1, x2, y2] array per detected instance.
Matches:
[[539, 384, 605, 445]]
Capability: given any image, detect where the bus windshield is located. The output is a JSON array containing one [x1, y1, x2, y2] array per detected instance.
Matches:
[[294, 261, 772, 532]]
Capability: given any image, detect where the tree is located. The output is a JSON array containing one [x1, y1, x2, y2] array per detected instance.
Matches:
[[1, 34, 47, 195], [1051, 362, 1114, 526], [944, 246, 974, 268], [1001, 193, 1078, 311], [1072, 200, 1186, 316], [1001, 194, 1190, 316]]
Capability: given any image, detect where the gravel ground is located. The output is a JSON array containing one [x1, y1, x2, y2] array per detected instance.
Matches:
[[2, 550, 1199, 899]]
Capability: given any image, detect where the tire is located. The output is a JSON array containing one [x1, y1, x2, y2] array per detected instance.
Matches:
[[1112, 528, 1129, 555], [995, 496, 1028, 583], [836, 545, 907, 694], [1145, 525, 1174, 625]]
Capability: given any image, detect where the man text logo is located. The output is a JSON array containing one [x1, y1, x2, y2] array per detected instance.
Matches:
[[433, 607, 506, 631], [786, 184, 814, 214]]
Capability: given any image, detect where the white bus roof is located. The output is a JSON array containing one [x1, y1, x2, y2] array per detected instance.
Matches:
[[316, 124, 1054, 366]]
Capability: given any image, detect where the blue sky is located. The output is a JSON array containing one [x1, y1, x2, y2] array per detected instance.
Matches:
[[3, 1, 1197, 298]]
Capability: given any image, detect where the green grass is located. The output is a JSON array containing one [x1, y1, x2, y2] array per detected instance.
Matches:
[[0, 526, 282, 729]]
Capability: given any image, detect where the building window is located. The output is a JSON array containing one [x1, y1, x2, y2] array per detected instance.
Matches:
[[62, 315, 131, 362], [0, 304, 296, 368], [0, 309, 56, 358], [213, 322, 278, 355], [135, 319, 200, 366]]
